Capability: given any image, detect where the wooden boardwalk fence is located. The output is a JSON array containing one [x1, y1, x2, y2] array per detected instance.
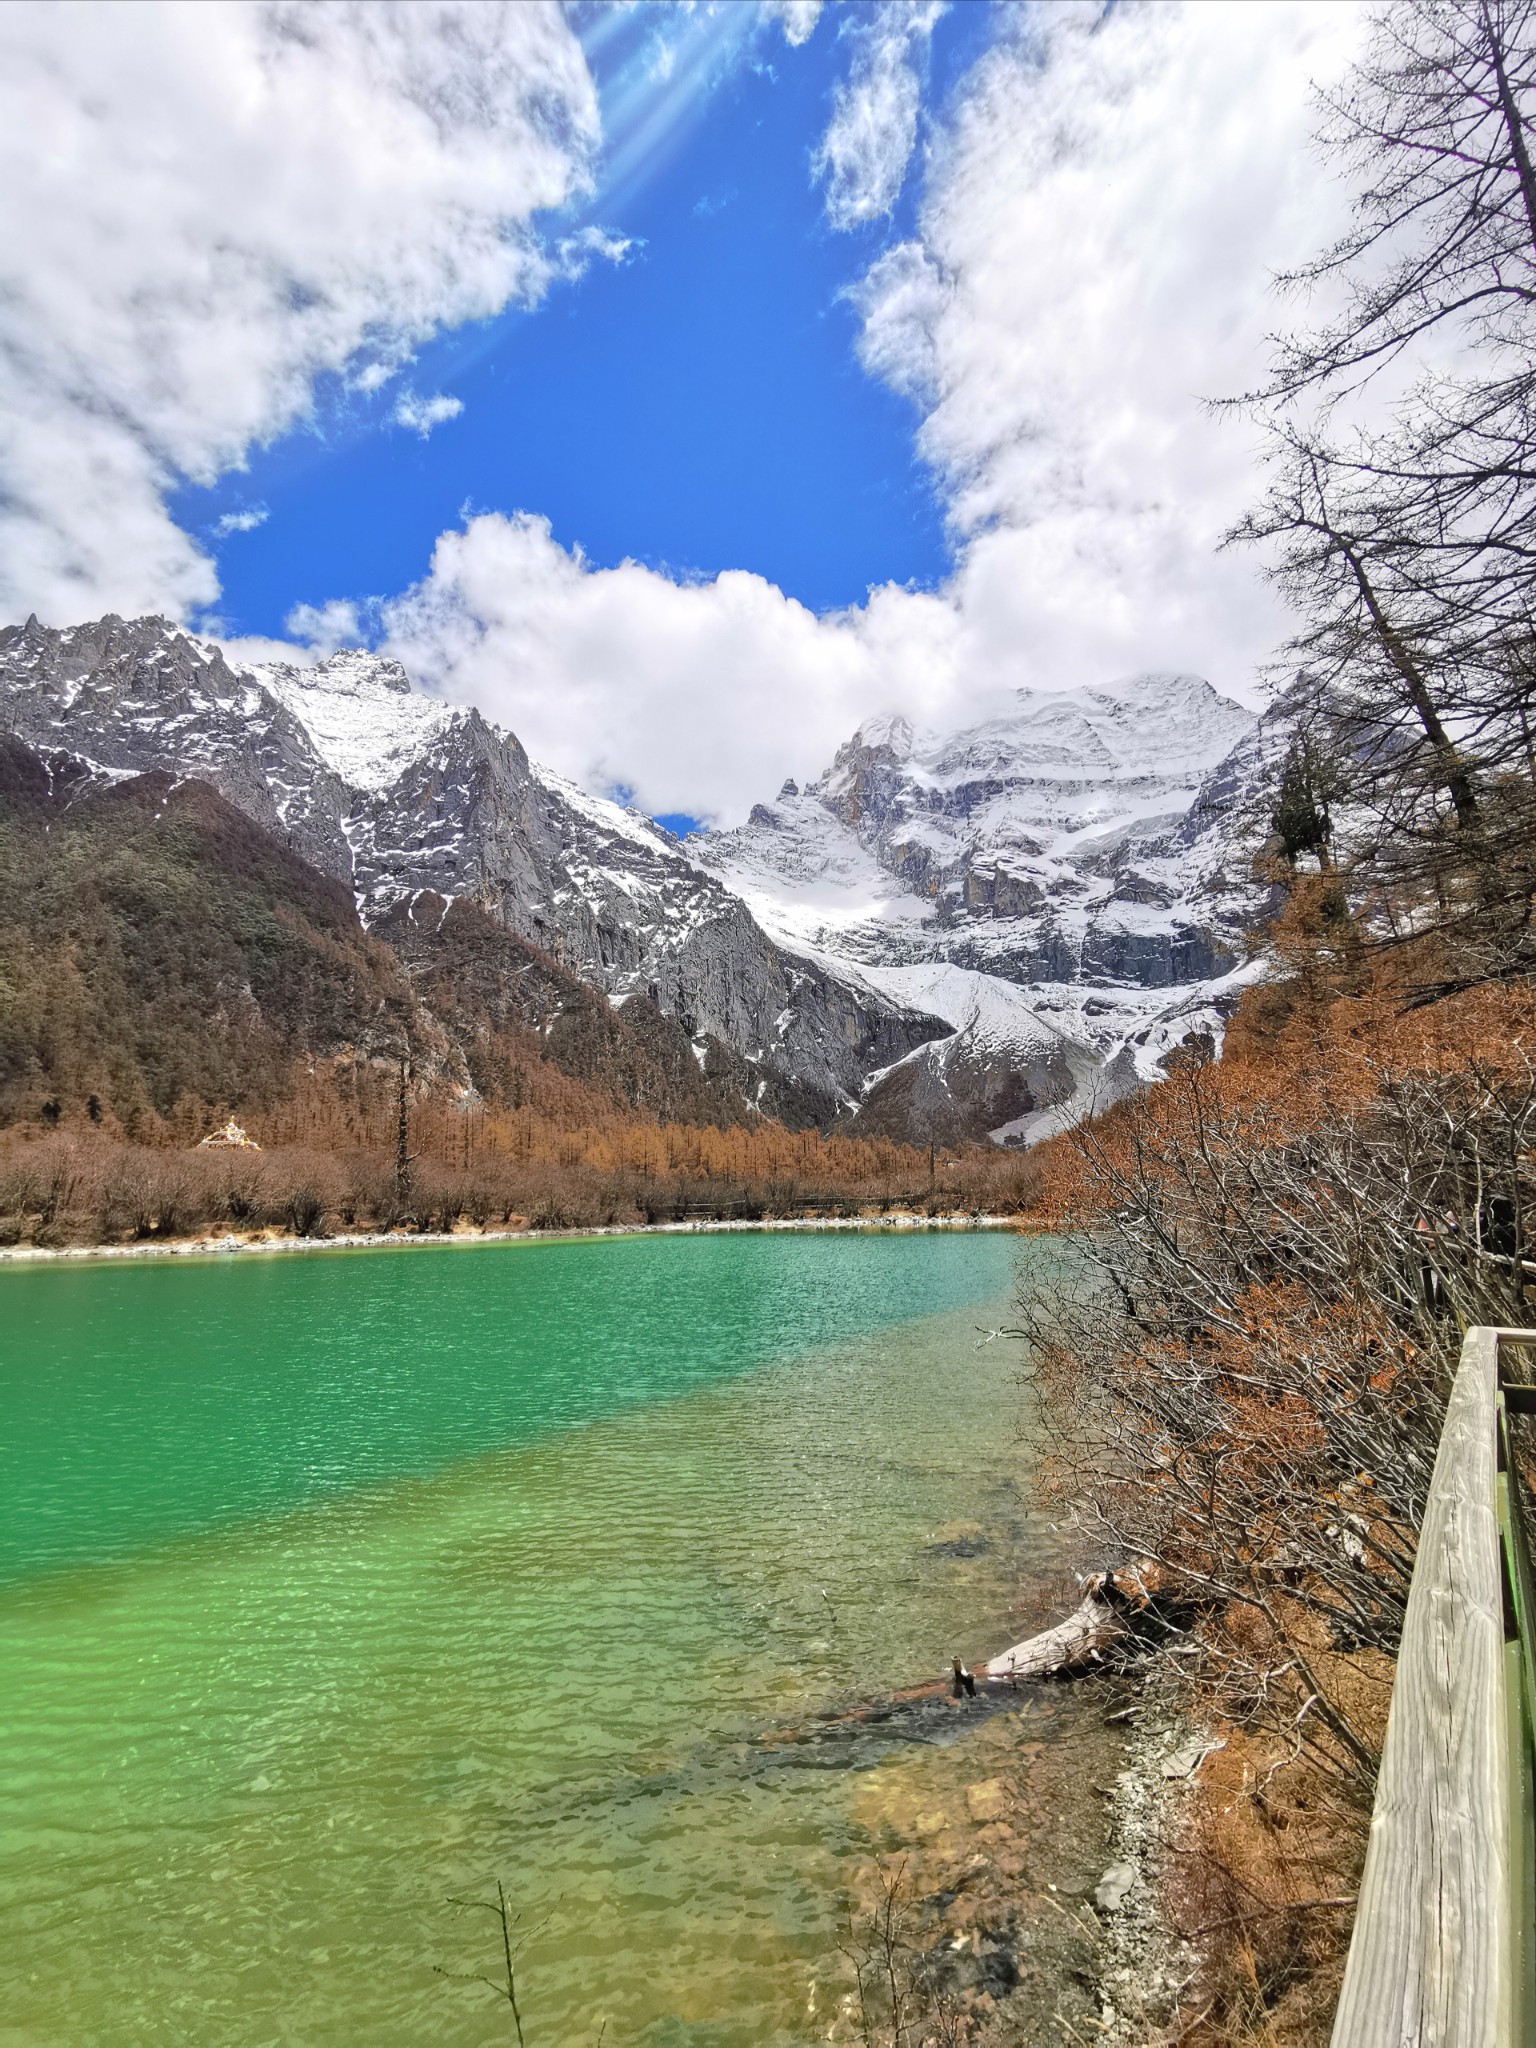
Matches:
[[1333, 1327, 1536, 2048]]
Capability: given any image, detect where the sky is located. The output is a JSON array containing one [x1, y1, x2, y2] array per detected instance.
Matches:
[[0, 0, 1368, 825]]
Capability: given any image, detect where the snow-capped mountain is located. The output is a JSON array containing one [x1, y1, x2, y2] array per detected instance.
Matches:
[[0, 617, 1278, 1144], [698, 677, 1259, 982], [695, 677, 1278, 1141]]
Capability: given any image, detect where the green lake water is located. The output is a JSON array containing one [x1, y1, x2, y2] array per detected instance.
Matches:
[[0, 1228, 1056, 2046]]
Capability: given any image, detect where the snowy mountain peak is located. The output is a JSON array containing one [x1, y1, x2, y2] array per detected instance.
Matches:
[[252, 647, 457, 795], [805, 678, 1254, 840], [689, 669, 1274, 1142], [844, 711, 917, 761], [278, 648, 415, 699], [699, 671, 1264, 992]]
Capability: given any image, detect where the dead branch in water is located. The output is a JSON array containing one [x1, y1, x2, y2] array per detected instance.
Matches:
[[981, 1565, 1174, 1685]]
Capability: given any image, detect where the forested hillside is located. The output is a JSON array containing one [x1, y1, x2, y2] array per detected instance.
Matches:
[[0, 734, 781, 1137], [0, 734, 1029, 1240]]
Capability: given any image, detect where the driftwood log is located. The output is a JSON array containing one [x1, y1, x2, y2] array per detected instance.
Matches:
[[980, 1566, 1162, 1684], [752, 1565, 1171, 1751]]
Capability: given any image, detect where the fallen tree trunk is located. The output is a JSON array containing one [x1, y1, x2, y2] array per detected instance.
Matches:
[[980, 1566, 1162, 1684]]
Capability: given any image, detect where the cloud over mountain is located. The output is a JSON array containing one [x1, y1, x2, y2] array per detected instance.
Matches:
[[376, 3, 1370, 823], [380, 513, 879, 822], [849, 0, 1366, 698], [0, 1, 1372, 830]]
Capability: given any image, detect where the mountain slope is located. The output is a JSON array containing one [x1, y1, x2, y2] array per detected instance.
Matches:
[[0, 614, 948, 1128], [0, 736, 823, 1138], [696, 676, 1276, 1140], [697, 676, 1260, 983], [0, 617, 1278, 1147], [0, 734, 416, 1130]]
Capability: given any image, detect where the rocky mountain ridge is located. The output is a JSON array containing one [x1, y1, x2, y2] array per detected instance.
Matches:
[[697, 675, 1277, 1141], [0, 613, 946, 1129], [698, 676, 1261, 982], [0, 615, 1277, 1143]]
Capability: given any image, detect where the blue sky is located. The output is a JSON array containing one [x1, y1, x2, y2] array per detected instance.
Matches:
[[1, 1, 1364, 820], [176, 2, 999, 641]]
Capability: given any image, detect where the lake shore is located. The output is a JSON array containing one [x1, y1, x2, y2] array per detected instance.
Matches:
[[0, 1208, 1024, 1266], [821, 1662, 1196, 2045]]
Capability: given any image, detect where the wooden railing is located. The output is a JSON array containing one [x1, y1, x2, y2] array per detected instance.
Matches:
[[1333, 1327, 1536, 2048]]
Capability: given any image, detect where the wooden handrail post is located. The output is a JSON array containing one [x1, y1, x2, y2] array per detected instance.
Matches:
[[1332, 1327, 1536, 2048]]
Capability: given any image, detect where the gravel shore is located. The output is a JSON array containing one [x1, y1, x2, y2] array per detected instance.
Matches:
[[817, 1664, 1201, 2045], [0, 1211, 1019, 1267]]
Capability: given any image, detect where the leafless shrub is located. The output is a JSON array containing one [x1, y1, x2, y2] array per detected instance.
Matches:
[[1020, 994, 1536, 1797], [838, 1860, 973, 2048], [283, 1185, 327, 1238]]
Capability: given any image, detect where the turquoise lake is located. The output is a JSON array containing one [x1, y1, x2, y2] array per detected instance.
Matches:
[[0, 1227, 1057, 2046]]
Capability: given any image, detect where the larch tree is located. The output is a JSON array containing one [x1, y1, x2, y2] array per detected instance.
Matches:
[[1232, 0, 1536, 986]]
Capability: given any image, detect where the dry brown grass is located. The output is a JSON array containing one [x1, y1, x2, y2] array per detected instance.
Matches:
[[1154, 1612, 1390, 2041], [1168, 1703, 1373, 2047]]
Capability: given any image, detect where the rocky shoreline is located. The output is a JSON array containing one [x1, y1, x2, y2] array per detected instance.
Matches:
[[794, 1583, 1205, 2048], [813, 1663, 1200, 2045]]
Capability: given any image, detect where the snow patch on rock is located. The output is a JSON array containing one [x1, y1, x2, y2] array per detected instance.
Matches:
[[258, 649, 457, 794]]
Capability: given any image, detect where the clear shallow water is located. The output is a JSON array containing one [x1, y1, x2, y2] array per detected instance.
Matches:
[[0, 1229, 1053, 2046]]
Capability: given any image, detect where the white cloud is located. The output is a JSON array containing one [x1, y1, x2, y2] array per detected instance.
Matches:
[[367, 3, 1371, 826], [764, 1, 824, 49], [382, 515, 884, 821], [352, 362, 400, 398], [813, 1, 945, 230], [552, 225, 635, 277], [0, 0, 597, 625], [845, 0, 1368, 697], [286, 598, 369, 655], [212, 506, 269, 538], [847, 242, 949, 400], [392, 391, 465, 438], [213, 629, 322, 671]]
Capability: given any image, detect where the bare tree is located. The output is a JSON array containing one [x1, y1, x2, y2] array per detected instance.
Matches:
[[1267, 0, 1536, 408], [1230, 0, 1536, 988], [394, 1052, 416, 1217]]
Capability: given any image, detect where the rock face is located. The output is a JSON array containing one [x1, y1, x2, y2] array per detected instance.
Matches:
[[0, 615, 947, 1128], [0, 616, 1280, 1145]]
